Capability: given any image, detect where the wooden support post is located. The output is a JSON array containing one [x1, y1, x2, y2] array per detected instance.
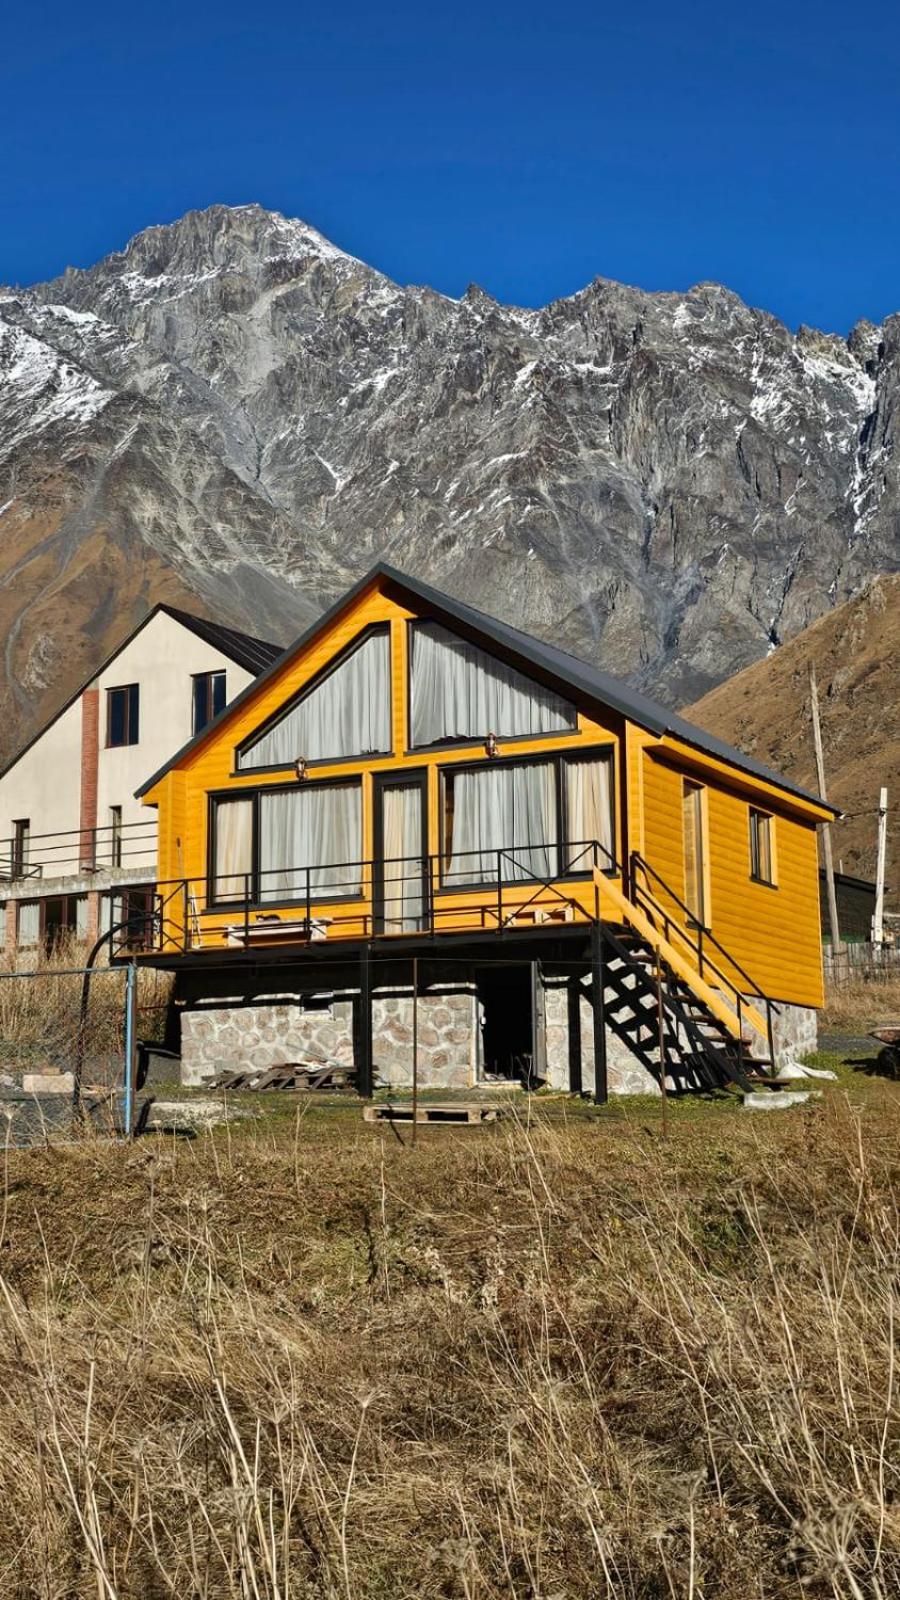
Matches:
[[567, 975, 583, 1096], [591, 923, 608, 1105], [873, 787, 888, 946], [809, 665, 843, 956], [358, 944, 373, 1098], [656, 957, 668, 1138]]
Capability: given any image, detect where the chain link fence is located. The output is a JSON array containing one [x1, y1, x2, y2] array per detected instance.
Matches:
[[0, 943, 173, 1145]]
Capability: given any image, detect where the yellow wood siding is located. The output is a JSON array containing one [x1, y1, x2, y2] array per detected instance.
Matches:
[[141, 573, 825, 1010]]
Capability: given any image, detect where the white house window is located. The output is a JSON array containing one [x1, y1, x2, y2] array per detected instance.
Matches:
[[238, 630, 391, 770], [409, 621, 576, 748], [107, 684, 140, 747], [259, 784, 362, 901], [193, 670, 227, 734]]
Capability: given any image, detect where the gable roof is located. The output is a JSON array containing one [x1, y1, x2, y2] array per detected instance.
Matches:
[[135, 563, 837, 814], [0, 604, 282, 783]]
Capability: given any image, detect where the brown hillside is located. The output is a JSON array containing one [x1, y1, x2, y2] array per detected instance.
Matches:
[[687, 575, 900, 904]]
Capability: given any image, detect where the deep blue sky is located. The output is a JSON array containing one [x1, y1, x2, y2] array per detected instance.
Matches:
[[3, 1, 899, 333]]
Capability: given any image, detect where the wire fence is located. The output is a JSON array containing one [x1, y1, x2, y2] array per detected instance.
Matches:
[[0, 941, 172, 1145]]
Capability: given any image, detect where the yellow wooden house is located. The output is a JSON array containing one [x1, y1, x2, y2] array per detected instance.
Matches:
[[133, 565, 834, 1096]]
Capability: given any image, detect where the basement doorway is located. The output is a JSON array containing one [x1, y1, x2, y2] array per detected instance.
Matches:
[[476, 964, 534, 1084]]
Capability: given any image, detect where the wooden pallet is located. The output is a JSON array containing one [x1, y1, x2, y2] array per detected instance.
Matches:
[[363, 1100, 505, 1125], [208, 1062, 355, 1092]]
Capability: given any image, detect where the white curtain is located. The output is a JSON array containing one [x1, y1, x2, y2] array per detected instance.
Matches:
[[564, 755, 614, 869], [239, 632, 390, 768], [259, 785, 361, 901], [411, 622, 575, 747], [445, 762, 557, 884], [75, 896, 89, 937], [214, 798, 254, 900], [381, 783, 423, 932], [17, 902, 40, 947]]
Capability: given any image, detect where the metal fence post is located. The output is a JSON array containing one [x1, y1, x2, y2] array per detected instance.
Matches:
[[123, 962, 137, 1139]]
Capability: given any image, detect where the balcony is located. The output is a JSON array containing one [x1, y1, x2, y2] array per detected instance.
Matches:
[[0, 819, 158, 888], [115, 840, 617, 959]]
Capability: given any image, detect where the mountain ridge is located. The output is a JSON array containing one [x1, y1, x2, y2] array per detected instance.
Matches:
[[1, 202, 898, 758]]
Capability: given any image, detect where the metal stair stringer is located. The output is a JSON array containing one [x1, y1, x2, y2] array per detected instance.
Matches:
[[593, 869, 769, 1059]]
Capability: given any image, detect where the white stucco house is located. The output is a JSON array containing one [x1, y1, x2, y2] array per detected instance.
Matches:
[[0, 606, 281, 954]]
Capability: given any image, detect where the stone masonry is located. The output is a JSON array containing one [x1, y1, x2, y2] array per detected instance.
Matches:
[[180, 984, 477, 1088]]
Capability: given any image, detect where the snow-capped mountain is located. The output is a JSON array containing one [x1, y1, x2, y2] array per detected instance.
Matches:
[[0, 202, 897, 750]]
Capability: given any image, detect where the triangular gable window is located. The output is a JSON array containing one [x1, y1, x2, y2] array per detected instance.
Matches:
[[238, 627, 391, 769], [409, 620, 576, 748]]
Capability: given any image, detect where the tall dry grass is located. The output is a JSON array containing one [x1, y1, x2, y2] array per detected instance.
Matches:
[[822, 971, 900, 1034], [0, 937, 172, 1073], [0, 1090, 895, 1596]]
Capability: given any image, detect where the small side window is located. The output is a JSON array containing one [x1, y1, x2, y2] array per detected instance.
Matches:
[[749, 808, 775, 885], [193, 670, 227, 734], [107, 684, 140, 747]]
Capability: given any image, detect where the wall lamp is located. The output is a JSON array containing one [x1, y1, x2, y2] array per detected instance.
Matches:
[[294, 757, 309, 782], [484, 732, 501, 759]]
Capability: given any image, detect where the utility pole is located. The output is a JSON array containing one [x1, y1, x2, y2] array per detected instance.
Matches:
[[873, 787, 888, 946], [809, 665, 843, 956]]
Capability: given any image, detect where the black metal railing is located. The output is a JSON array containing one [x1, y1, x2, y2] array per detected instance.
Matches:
[[113, 839, 615, 957], [630, 851, 779, 1066], [0, 820, 158, 882]]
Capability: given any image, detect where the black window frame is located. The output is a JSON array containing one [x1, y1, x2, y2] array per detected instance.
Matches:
[[749, 806, 776, 888], [192, 669, 227, 735], [11, 818, 30, 878], [406, 619, 579, 753], [206, 777, 366, 910], [235, 624, 392, 774], [106, 683, 140, 748], [437, 746, 617, 893]]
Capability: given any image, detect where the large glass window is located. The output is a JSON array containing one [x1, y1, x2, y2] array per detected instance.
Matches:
[[238, 630, 390, 770], [259, 785, 362, 901], [442, 750, 614, 886], [410, 621, 576, 748]]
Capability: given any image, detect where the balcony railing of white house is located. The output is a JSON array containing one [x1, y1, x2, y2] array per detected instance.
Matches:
[[0, 820, 158, 883]]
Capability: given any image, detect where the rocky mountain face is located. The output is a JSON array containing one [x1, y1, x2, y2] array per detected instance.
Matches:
[[688, 575, 900, 900], [1, 202, 898, 752]]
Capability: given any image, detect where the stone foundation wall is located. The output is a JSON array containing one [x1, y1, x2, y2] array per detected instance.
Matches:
[[742, 997, 818, 1066], [541, 974, 660, 1097], [180, 985, 478, 1089]]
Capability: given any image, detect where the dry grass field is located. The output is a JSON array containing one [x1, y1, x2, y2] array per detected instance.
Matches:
[[0, 1057, 896, 1598]]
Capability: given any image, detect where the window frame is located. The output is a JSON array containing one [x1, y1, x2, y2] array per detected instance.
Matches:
[[106, 683, 140, 748], [749, 806, 777, 888], [406, 619, 579, 754], [192, 669, 227, 736], [11, 818, 30, 878], [437, 745, 617, 893], [682, 778, 710, 929], [235, 624, 392, 774], [206, 777, 366, 910]]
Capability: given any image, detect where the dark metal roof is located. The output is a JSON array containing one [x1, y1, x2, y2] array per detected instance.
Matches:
[[160, 605, 283, 676], [0, 604, 281, 783], [136, 563, 836, 814]]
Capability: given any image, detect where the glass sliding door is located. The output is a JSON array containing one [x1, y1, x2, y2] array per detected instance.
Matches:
[[212, 797, 254, 902], [375, 773, 426, 933], [563, 752, 614, 871]]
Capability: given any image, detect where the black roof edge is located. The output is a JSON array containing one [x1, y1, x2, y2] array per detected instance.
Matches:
[[135, 562, 838, 815], [0, 603, 281, 784]]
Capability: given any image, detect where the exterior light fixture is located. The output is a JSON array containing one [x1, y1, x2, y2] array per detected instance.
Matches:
[[484, 732, 500, 759], [294, 757, 308, 782]]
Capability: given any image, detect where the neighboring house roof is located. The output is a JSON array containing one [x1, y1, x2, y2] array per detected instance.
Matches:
[[0, 603, 282, 783], [135, 562, 837, 814], [160, 606, 283, 677]]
